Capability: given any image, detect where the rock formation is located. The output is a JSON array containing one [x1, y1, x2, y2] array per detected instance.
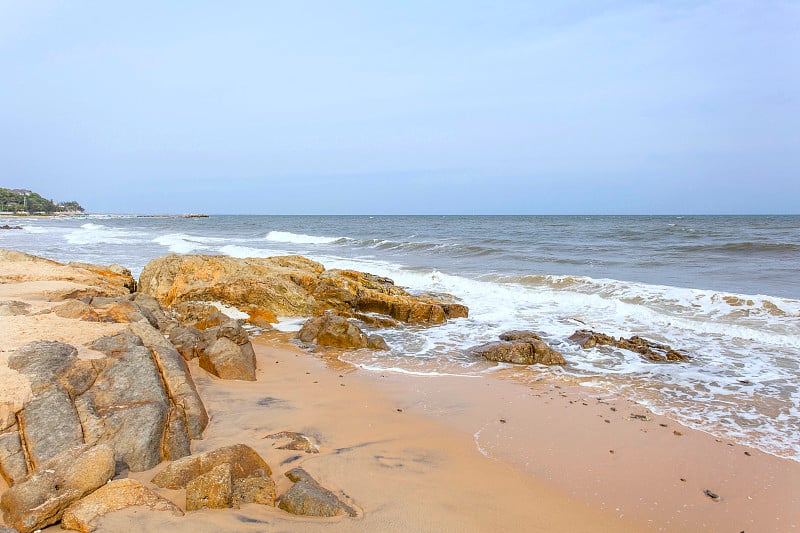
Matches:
[[138, 254, 468, 325], [61, 479, 183, 533], [0, 444, 115, 533], [568, 329, 689, 362], [296, 312, 389, 350], [278, 467, 357, 517], [469, 330, 566, 365], [151, 444, 276, 511]]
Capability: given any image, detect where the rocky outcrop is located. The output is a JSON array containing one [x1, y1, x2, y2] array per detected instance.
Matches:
[[198, 320, 257, 380], [61, 479, 183, 533], [568, 329, 689, 363], [296, 313, 389, 351], [138, 254, 468, 325], [469, 331, 565, 365], [278, 467, 357, 517], [0, 308, 209, 481], [0, 444, 114, 533]]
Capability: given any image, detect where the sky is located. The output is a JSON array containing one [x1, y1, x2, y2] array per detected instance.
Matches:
[[0, 1, 798, 215]]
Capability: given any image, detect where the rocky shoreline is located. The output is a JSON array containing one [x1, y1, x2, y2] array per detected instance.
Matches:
[[1, 249, 798, 532], [0, 250, 473, 532]]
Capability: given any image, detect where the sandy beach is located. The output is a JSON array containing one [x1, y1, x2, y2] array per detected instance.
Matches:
[[1, 251, 798, 532], [105, 335, 798, 532]]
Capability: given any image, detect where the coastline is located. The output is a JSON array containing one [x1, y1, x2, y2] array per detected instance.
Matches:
[[1, 250, 798, 532]]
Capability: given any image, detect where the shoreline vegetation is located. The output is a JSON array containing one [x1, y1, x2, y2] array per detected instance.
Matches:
[[0, 249, 797, 532]]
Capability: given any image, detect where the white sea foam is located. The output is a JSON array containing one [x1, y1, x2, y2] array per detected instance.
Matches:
[[152, 234, 210, 253], [218, 244, 279, 258], [265, 231, 343, 245], [65, 223, 146, 245], [272, 317, 307, 332]]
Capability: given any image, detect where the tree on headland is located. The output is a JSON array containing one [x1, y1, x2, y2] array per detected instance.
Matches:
[[0, 187, 85, 214]]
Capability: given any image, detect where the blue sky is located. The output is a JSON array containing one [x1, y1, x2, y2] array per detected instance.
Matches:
[[1, 1, 798, 214]]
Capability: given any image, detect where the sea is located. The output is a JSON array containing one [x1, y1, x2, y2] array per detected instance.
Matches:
[[2, 215, 799, 461]]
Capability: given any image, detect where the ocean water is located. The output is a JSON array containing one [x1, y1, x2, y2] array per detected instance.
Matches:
[[2, 215, 799, 461]]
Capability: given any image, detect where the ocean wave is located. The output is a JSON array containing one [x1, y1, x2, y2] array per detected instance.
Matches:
[[675, 242, 800, 254], [265, 231, 344, 245], [65, 223, 147, 245]]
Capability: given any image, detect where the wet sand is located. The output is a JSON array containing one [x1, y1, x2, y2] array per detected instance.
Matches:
[[98, 332, 798, 532]]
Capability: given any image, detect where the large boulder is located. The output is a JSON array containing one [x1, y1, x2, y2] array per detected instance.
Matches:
[[0, 444, 114, 533], [296, 313, 383, 350], [74, 345, 170, 471], [151, 444, 271, 490], [138, 254, 468, 325], [61, 478, 183, 533], [185, 462, 234, 511], [469, 331, 565, 365], [568, 329, 689, 362], [197, 320, 257, 380]]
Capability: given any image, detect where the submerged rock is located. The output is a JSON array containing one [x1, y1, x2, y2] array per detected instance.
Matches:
[[469, 331, 565, 365], [568, 329, 689, 362]]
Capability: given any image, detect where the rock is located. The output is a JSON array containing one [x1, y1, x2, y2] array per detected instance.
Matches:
[[74, 346, 169, 471], [296, 313, 387, 350], [138, 254, 468, 325], [161, 406, 192, 461], [469, 331, 565, 365], [130, 292, 176, 331], [61, 478, 183, 533], [92, 301, 146, 323], [172, 302, 230, 330], [186, 462, 233, 511], [0, 443, 114, 533], [168, 325, 203, 360], [67, 262, 137, 293], [152, 444, 272, 490], [232, 475, 276, 507], [7, 341, 78, 389], [263, 431, 319, 454], [367, 334, 390, 351], [568, 329, 689, 362], [148, 345, 208, 440], [89, 332, 144, 354], [197, 320, 257, 380], [0, 426, 28, 485], [0, 224, 22, 230], [16, 385, 84, 468], [278, 468, 356, 518], [0, 300, 30, 316], [128, 320, 173, 350]]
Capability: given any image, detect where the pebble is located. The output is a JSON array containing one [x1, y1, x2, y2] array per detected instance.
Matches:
[[704, 489, 720, 500], [673, 430, 683, 436], [499, 418, 507, 423]]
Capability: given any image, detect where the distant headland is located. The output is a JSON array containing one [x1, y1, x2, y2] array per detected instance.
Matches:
[[0, 187, 84, 215]]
